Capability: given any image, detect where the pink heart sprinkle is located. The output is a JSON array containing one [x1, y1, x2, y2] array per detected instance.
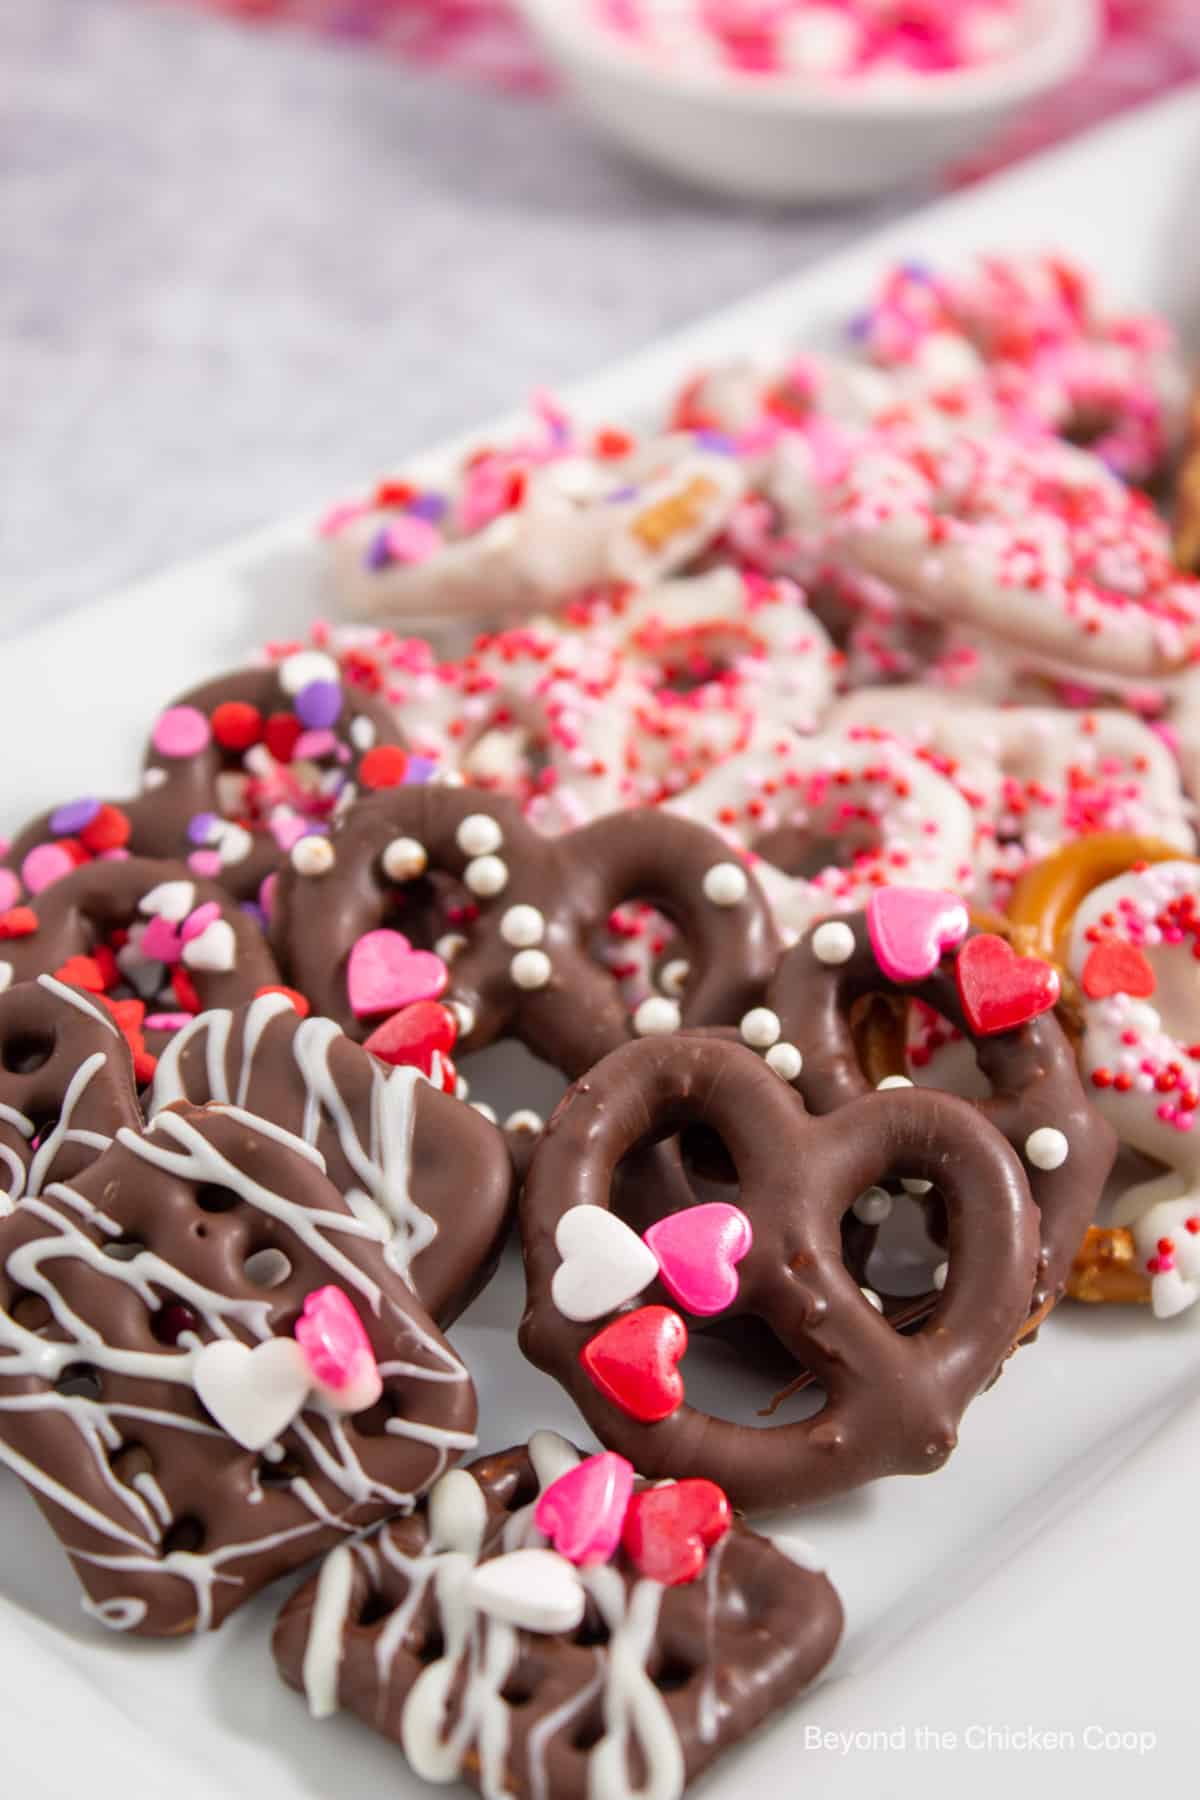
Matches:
[[21, 843, 76, 895], [140, 916, 182, 965], [144, 1012, 194, 1033], [866, 886, 969, 986], [188, 850, 223, 880], [294, 729, 337, 761], [347, 929, 449, 1019], [0, 870, 20, 911], [644, 1202, 753, 1318], [270, 813, 308, 854], [181, 901, 221, 944], [152, 705, 211, 759], [535, 1452, 635, 1567], [294, 1287, 381, 1415], [259, 872, 278, 920]]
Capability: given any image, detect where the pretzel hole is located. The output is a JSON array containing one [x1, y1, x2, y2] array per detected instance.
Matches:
[[860, 1192, 947, 1302], [503, 1466, 540, 1513], [109, 1443, 154, 1484], [380, 870, 471, 955], [244, 1248, 293, 1289], [753, 824, 879, 881], [572, 1708, 606, 1754], [28, 1114, 61, 1151], [357, 1590, 396, 1629], [258, 1451, 304, 1489], [683, 1328, 828, 1427], [573, 1605, 611, 1649], [102, 1235, 147, 1263], [417, 1627, 445, 1665], [151, 1300, 201, 1346], [10, 1291, 51, 1331], [162, 1516, 206, 1557], [55, 1364, 102, 1401], [905, 1000, 992, 1101], [1, 1031, 54, 1075], [653, 1655, 696, 1694], [500, 1671, 538, 1709], [196, 1184, 240, 1214]]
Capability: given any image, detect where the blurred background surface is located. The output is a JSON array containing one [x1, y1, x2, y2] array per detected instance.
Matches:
[[3, 0, 1200, 634]]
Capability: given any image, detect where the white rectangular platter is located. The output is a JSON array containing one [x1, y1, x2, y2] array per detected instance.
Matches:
[[4, 86, 1200, 1800]]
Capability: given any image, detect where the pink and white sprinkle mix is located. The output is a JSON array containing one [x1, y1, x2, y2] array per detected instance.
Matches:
[[593, 0, 1025, 81]]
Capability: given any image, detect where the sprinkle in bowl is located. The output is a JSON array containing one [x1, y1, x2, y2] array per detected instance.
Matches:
[[513, 0, 1100, 202]]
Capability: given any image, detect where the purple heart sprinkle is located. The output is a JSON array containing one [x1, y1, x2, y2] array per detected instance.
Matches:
[[187, 812, 219, 847], [294, 680, 343, 731], [408, 492, 448, 523], [365, 527, 394, 572], [404, 755, 439, 786], [49, 798, 101, 836], [693, 430, 737, 456]]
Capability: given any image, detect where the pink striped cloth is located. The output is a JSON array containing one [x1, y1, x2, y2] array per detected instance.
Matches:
[[169, 2, 1200, 171]]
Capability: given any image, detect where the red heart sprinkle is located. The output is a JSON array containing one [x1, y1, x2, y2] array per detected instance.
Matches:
[[363, 1000, 458, 1076], [54, 955, 106, 994], [0, 908, 38, 939], [1081, 939, 1156, 1001], [265, 712, 302, 765], [255, 984, 311, 1019], [622, 1479, 732, 1587], [955, 934, 1060, 1037], [579, 1306, 687, 1424]]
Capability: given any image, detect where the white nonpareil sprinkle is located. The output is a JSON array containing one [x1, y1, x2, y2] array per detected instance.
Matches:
[[456, 813, 504, 858], [812, 921, 856, 965], [291, 837, 335, 877], [634, 996, 682, 1036], [500, 905, 545, 948], [464, 855, 508, 897], [510, 949, 552, 991], [740, 1007, 782, 1049], [382, 836, 427, 882], [1025, 1127, 1069, 1171], [702, 861, 749, 907], [766, 1042, 803, 1080], [852, 1187, 893, 1226]]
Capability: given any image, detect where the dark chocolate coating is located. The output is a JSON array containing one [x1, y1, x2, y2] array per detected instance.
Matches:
[[0, 976, 143, 1198], [767, 916, 1118, 1312], [0, 1106, 477, 1636], [273, 788, 781, 1077], [519, 1035, 1040, 1514], [0, 856, 279, 1057], [149, 998, 517, 1325], [6, 665, 406, 906], [273, 1442, 844, 1799]]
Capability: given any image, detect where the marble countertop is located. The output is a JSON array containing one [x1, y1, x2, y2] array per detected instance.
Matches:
[[0, 0, 909, 637]]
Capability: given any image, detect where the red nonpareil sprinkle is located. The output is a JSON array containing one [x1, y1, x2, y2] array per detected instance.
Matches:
[[255, 984, 310, 1018], [593, 427, 636, 460], [211, 701, 264, 752], [0, 907, 38, 939], [359, 745, 409, 790], [264, 712, 302, 765]]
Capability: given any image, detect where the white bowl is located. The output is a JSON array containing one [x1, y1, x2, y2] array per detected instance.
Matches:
[[513, 0, 1100, 202]]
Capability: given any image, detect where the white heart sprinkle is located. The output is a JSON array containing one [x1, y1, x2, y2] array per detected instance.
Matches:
[[193, 1338, 311, 1451], [139, 881, 196, 923], [279, 650, 339, 696], [0, 963, 11, 995], [215, 822, 254, 867], [182, 920, 237, 974], [552, 1206, 659, 1323], [466, 1549, 585, 1634]]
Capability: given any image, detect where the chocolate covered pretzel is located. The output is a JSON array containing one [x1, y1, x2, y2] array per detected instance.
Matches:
[[0, 1103, 477, 1635], [3, 653, 414, 910], [0, 975, 143, 1205], [274, 1433, 843, 1800], [0, 856, 279, 1068], [519, 1034, 1040, 1513], [272, 788, 780, 1079], [149, 992, 516, 1323], [763, 894, 1118, 1318]]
